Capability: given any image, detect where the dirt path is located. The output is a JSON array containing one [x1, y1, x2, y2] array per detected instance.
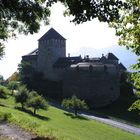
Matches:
[[0, 123, 34, 140]]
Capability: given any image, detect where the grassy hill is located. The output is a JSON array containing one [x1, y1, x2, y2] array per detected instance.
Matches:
[[0, 96, 140, 140]]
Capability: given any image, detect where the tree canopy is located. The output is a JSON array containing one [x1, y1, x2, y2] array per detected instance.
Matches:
[[47, 0, 125, 23], [109, 0, 140, 57], [109, 0, 140, 96], [0, 0, 126, 59], [62, 95, 88, 116], [0, 0, 50, 59]]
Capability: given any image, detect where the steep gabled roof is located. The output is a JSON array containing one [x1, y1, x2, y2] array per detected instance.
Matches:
[[28, 49, 38, 55], [22, 49, 38, 61], [38, 28, 66, 41], [119, 63, 127, 71], [106, 53, 119, 60]]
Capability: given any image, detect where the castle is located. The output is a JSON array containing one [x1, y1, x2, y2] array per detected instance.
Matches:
[[22, 28, 126, 107]]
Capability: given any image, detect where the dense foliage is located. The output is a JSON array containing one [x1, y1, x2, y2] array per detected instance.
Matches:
[[0, 75, 4, 85], [62, 95, 88, 116], [0, 85, 9, 99], [15, 86, 29, 109], [18, 61, 47, 93], [0, 0, 50, 59], [0, 0, 126, 59], [47, 0, 125, 23], [8, 81, 19, 94], [27, 91, 49, 115], [7, 72, 19, 82], [109, 0, 140, 112]]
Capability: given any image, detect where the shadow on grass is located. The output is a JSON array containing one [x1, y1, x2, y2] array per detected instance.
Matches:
[[15, 107, 50, 121], [93, 95, 140, 126], [31, 136, 57, 140], [0, 103, 7, 107], [64, 112, 89, 120]]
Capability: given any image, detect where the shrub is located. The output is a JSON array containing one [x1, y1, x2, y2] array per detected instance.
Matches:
[[0, 86, 10, 99]]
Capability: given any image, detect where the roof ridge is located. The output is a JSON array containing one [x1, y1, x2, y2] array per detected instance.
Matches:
[[38, 28, 66, 41]]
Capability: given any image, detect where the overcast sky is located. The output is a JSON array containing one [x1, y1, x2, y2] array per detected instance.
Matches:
[[0, 3, 138, 79]]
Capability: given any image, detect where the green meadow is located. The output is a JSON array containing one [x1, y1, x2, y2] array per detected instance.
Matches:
[[0, 96, 139, 140]]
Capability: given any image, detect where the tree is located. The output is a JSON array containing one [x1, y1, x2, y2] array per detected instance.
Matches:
[[18, 61, 35, 85], [0, 45, 4, 60], [18, 61, 44, 91], [0, 0, 125, 59], [27, 91, 49, 115], [7, 72, 20, 82], [0, 0, 50, 59], [0, 85, 10, 99], [128, 99, 140, 112], [8, 81, 19, 94], [62, 95, 88, 116], [15, 86, 29, 109], [109, 0, 140, 111], [47, 0, 125, 23], [0, 75, 4, 85]]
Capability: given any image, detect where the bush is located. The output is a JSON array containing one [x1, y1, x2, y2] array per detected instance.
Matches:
[[0, 86, 10, 99]]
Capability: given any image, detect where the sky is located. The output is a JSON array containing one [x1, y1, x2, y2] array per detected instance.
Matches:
[[0, 3, 138, 79]]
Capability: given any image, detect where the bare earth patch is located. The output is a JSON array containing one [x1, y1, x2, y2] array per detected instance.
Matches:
[[0, 123, 34, 140]]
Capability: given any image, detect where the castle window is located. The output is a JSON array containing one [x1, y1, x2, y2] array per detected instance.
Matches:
[[104, 65, 107, 72], [89, 65, 93, 72]]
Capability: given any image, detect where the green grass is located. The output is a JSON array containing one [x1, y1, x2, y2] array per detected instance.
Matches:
[[0, 96, 140, 140], [93, 94, 140, 127]]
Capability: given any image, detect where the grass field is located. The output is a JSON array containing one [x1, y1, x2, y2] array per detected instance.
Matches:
[[94, 94, 140, 127], [0, 96, 140, 140]]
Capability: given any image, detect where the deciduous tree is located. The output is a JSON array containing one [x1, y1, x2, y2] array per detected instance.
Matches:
[[15, 86, 29, 109], [0, 0, 125, 59], [27, 91, 49, 115], [109, 0, 140, 112], [8, 81, 19, 94], [62, 95, 88, 116]]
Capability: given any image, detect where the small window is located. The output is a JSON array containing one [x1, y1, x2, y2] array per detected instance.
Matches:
[[89, 65, 93, 72]]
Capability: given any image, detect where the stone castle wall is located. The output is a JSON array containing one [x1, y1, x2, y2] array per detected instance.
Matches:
[[37, 39, 66, 81], [63, 69, 120, 108]]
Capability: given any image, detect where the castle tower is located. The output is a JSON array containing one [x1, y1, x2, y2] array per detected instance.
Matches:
[[37, 28, 66, 81]]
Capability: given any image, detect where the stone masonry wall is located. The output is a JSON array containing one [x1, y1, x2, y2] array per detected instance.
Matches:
[[37, 39, 66, 81], [63, 70, 120, 108]]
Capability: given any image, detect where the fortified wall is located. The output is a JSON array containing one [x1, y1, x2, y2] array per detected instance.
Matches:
[[22, 28, 127, 108], [63, 63, 120, 108]]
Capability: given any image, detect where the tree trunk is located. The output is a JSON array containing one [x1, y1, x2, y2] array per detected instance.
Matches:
[[74, 109, 78, 116], [34, 108, 36, 115], [21, 104, 24, 110]]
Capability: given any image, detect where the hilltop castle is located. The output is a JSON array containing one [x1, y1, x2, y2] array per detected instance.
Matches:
[[22, 28, 126, 107]]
